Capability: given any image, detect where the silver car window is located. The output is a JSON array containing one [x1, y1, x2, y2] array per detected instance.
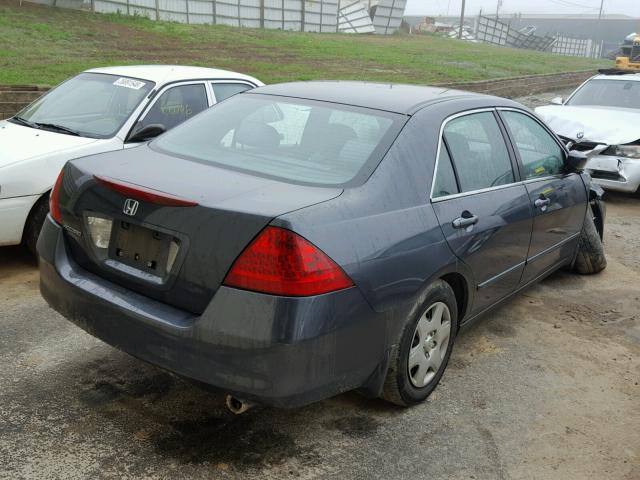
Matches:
[[501, 111, 564, 179], [444, 112, 514, 192]]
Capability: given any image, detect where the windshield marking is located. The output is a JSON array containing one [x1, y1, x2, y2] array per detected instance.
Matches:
[[113, 77, 147, 90]]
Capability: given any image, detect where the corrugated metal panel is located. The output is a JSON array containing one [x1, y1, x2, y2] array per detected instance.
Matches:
[[189, 0, 213, 15], [338, 1, 374, 33], [94, 0, 124, 13], [372, 0, 405, 34], [81, 0, 398, 33]]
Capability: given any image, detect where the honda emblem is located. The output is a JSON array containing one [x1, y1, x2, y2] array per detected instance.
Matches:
[[123, 198, 139, 216]]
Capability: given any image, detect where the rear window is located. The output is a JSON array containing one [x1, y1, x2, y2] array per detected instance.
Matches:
[[152, 94, 405, 187]]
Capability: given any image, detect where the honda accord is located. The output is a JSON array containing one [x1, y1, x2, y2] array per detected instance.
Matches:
[[38, 82, 606, 409]]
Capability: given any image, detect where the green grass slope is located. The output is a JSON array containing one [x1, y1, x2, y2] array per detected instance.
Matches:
[[0, 0, 607, 86]]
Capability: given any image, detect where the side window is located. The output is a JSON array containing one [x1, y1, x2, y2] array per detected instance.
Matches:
[[140, 84, 208, 131], [212, 83, 253, 103], [444, 112, 514, 192], [432, 144, 459, 198], [501, 111, 565, 179]]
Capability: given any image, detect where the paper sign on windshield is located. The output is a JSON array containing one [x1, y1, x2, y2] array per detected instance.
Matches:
[[113, 78, 146, 90]]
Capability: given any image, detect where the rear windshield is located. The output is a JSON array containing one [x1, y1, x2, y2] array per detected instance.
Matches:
[[152, 94, 406, 187], [567, 79, 640, 109]]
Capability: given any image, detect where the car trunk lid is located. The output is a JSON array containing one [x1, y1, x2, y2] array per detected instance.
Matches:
[[58, 146, 342, 314]]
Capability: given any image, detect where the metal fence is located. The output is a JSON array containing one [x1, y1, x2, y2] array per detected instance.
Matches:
[[551, 35, 592, 57], [27, 0, 404, 33], [371, 0, 405, 35], [474, 15, 594, 58], [338, 0, 374, 33], [91, 0, 339, 31]]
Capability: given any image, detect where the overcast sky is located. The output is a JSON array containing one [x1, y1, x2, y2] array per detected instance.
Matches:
[[405, 0, 640, 17]]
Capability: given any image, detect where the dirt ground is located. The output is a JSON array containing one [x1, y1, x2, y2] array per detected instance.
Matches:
[[1, 99, 639, 480]]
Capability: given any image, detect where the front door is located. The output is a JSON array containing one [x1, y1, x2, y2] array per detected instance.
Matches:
[[431, 110, 533, 315], [127, 82, 210, 145], [498, 109, 588, 283]]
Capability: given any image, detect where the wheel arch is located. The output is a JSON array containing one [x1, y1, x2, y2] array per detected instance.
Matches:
[[21, 190, 50, 243], [440, 271, 470, 326]]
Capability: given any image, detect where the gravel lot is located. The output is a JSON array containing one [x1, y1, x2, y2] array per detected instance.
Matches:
[[1, 93, 638, 480]]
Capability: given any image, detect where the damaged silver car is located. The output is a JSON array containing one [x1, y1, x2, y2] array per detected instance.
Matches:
[[536, 71, 640, 194]]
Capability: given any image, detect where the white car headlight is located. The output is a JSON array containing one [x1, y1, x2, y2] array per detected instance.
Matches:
[[602, 144, 640, 159]]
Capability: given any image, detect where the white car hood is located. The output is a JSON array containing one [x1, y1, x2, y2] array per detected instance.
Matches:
[[0, 121, 100, 169], [535, 105, 640, 146]]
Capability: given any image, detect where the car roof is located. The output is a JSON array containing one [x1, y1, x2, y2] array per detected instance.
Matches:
[[591, 73, 640, 82], [249, 81, 493, 115], [85, 65, 263, 86]]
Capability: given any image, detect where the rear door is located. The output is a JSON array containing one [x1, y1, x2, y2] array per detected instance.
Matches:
[[210, 81, 255, 103], [431, 110, 533, 315], [498, 108, 587, 283]]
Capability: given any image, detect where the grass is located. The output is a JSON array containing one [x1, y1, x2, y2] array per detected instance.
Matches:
[[0, 0, 608, 87]]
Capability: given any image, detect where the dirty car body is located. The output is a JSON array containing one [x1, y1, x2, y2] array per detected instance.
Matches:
[[39, 82, 598, 408], [536, 73, 640, 193]]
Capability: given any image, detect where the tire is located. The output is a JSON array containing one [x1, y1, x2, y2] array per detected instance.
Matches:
[[381, 280, 459, 407], [23, 195, 49, 256], [573, 206, 607, 275]]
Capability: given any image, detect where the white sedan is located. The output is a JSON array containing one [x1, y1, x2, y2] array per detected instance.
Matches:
[[0, 65, 263, 252], [535, 72, 640, 194]]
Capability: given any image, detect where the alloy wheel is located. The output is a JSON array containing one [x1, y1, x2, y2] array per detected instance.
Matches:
[[407, 301, 452, 388]]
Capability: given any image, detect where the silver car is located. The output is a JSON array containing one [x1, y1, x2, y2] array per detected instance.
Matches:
[[536, 72, 640, 193]]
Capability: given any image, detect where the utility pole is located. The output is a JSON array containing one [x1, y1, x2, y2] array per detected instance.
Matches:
[[496, 0, 503, 19], [594, 0, 605, 58], [459, 0, 466, 39]]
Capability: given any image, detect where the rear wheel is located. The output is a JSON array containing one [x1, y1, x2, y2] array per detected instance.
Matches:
[[23, 195, 49, 256], [573, 206, 607, 275], [381, 280, 458, 407]]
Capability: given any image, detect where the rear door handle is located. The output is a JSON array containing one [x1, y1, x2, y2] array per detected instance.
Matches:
[[452, 213, 479, 229], [534, 197, 551, 211]]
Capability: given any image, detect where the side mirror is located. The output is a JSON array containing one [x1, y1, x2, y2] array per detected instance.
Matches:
[[127, 124, 166, 143], [551, 97, 564, 106], [565, 151, 588, 172]]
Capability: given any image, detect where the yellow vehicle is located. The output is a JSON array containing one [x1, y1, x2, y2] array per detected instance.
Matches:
[[616, 33, 640, 71]]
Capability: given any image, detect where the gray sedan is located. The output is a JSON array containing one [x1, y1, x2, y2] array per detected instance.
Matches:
[[38, 82, 606, 410]]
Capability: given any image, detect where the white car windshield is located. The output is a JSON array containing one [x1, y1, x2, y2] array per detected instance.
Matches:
[[567, 79, 640, 109], [13, 73, 154, 138], [153, 94, 405, 187]]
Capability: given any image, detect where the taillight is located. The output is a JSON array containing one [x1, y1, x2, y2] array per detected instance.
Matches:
[[223, 226, 353, 297], [50, 169, 64, 224]]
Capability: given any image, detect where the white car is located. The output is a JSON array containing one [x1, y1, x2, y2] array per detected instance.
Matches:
[[535, 72, 640, 194], [0, 65, 263, 252]]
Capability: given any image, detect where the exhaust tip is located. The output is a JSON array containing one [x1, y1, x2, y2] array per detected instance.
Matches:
[[225, 394, 253, 415]]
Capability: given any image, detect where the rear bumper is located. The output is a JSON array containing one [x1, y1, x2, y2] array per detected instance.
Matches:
[[37, 216, 389, 408], [0, 194, 39, 246]]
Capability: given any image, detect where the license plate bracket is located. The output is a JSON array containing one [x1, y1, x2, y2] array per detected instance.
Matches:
[[109, 221, 175, 276]]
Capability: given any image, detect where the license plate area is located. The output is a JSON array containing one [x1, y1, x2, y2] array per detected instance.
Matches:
[[108, 221, 179, 277]]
